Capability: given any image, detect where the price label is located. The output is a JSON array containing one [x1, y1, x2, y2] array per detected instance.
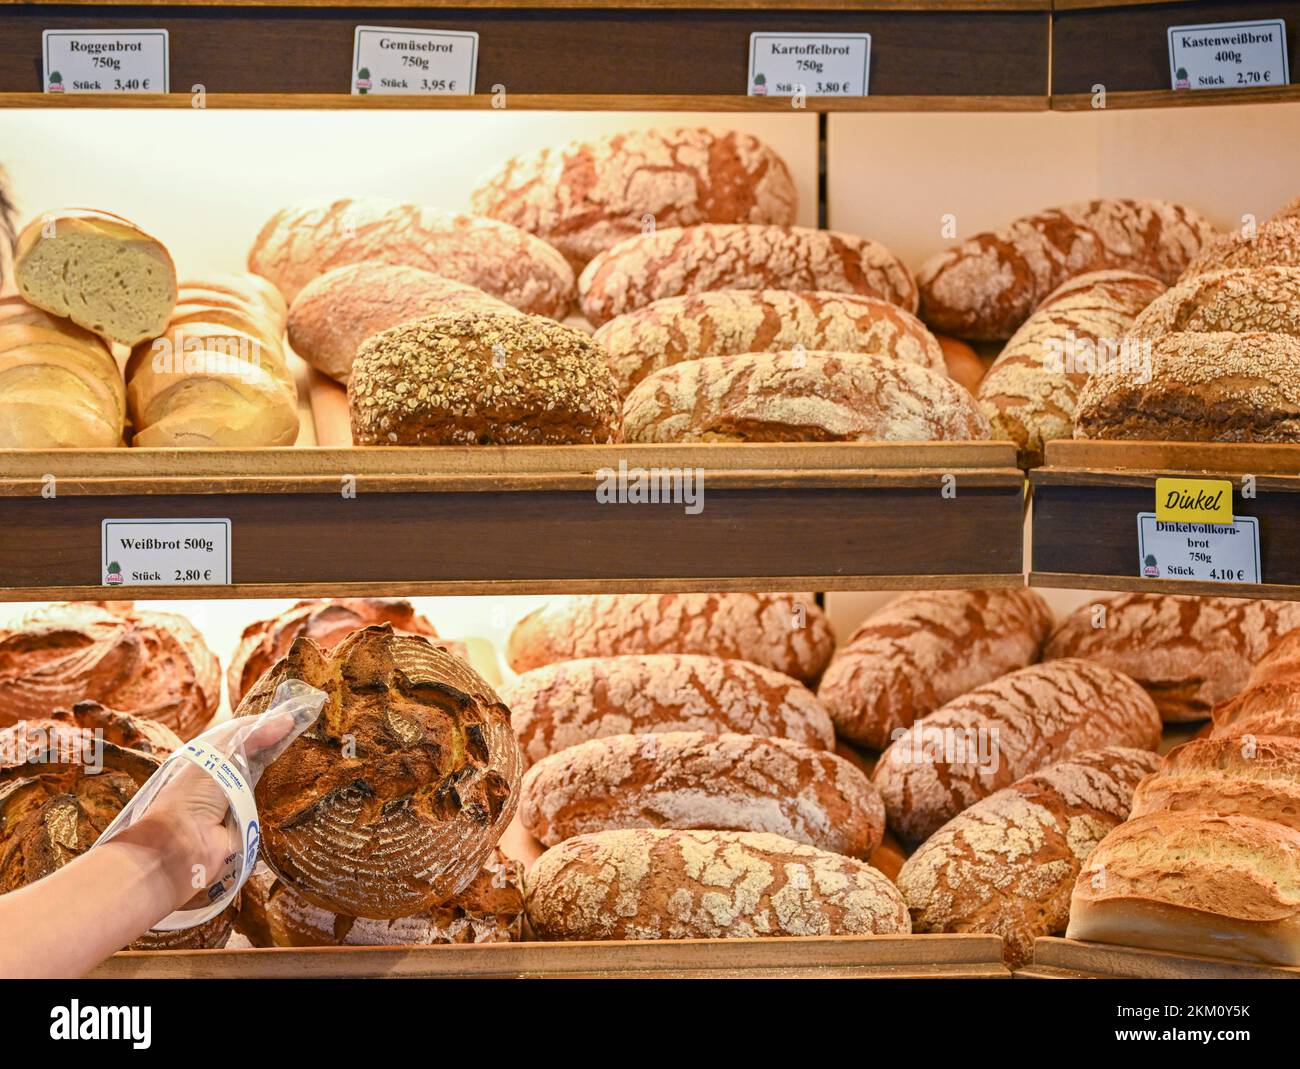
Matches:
[[1137, 513, 1260, 585], [42, 29, 169, 94], [352, 25, 478, 95], [101, 519, 231, 586], [1168, 19, 1289, 91], [748, 33, 870, 97]]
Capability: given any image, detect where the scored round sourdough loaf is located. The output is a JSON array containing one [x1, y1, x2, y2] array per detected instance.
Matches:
[[578, 223, 917, 326], [621, 351, 991, 444], [506, 592, 834, 683], [897, 746, 1159, 968], [1212, 629, 1300, 739], [591, 289, 945, 395], [1182, 216, 1300, 276], [817, 588, 1055, 750], [349, 310, 622, 445], [1044, 593, 1300, 722], [503, 653, 836, 766], [518, 731, 886, 859], [975, 270, 1166, 468], [470, 127, 798, 270], [237, 625, 522, 919], [525, 829, 911, 940], [916, 198, 1216, 341], [872, 658, 1161, 844], [247, 196, 576, 316], [1127, 267, 1300, 340]]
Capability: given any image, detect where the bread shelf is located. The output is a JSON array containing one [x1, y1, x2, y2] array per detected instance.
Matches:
[[1026, 936, 1300, 979]]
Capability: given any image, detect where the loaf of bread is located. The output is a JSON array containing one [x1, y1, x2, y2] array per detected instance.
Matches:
[[506, 592, 834, 684], [525, 829, 910, 940], [287, 262, 519, 383], [897, 746, 1158, 967], [1212, 629, 1300, 739], [1276, 196, 1300, 222], [873, 658, 1161, 844], [976, 270, 1166, 467], [504, 653, 836, 766], [349, 311, 621, 445], [0, 700, 180, 765], [621, 351, 991, 444], [1044, 593, 1300, 722], [937, 335, 986, 394], [578, 224, 917, 327], [917, 199, 1217, 341], [0, 603, 220, 740], [818, 588, 1054, 750], [1182, 216, 1300, 276], [1128, 267, 1300, 340], [519, 731, 885, 858], [247, 197, 576, 316], [470, 127, 798, 270], [14, 209, 177, 345], [181, 272, 287, 326], [237, 626, 521, 918]]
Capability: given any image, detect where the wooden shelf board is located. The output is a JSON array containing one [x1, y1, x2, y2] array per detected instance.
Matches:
[[1033, 937, 1300, 980], [1030, 573, 1300, 602], [0, 0, 1051, 9], [1053, 86, 1300, 111], [1043, 440, 1300, 474]]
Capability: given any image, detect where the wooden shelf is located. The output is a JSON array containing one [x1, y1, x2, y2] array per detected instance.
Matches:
[[1028, 936, 1300, 979]]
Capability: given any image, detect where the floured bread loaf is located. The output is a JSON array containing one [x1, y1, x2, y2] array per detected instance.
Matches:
[[1182, 216, 1300, 276], [1212, 630, 1300, 739], [1128, 267, 1300, 340]]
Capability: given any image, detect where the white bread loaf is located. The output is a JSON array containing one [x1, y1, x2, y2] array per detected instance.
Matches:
[[180, 273, 287, 326]]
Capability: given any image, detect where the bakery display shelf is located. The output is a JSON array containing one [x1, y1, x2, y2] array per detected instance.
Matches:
[[1025, 937, 1300, 980], [1029, 440, 1300, 601], [88, 933, 1011, 980]]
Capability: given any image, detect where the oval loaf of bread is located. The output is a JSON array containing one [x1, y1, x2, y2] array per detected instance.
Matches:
[[518, 731, 886, 858], [1211, 630, 1300, 739], [872, 658, 1161, 844], [1182, 216, 1300, 276], [592, 289, 944, 395], [622, 351, 990, 444], [525, 829, 911, 940], [503, 653, 836, 766], [817, 588, 1055, 750], [1127, 266, 1300, 340], [578, 223, 917, 326]]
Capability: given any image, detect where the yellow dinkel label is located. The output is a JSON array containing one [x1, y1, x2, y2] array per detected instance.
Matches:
[[1155, 478, 1234, 524]]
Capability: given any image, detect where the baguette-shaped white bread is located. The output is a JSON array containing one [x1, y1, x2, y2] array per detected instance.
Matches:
[[0, 294, 115, 350], [14, 209, 177, 345], [872, 658, 1162, 844], [525, 829, 911, 940], [166, 304, 284, 352], [181, 273, 287, 327], [1066, 811, 1300, 965], [518, 731, 886, 858], [897, 746, 1159, 967]]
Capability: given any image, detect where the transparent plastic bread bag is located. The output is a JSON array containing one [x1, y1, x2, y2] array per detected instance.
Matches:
[[92, 679, 327, 932]]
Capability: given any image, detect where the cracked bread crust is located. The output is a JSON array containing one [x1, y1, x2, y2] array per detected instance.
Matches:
[[1128, 267, 1300, 340], [1182, 216, 1300, 277]]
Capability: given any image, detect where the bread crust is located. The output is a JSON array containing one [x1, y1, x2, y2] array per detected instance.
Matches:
[[1212, 629, 1300, 739], [1182, 216, 1300, 276], [1128, 267, 1300, 340]]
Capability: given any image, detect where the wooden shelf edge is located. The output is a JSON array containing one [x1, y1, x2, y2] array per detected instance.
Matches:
[[1041, 440, 1300, 474], [1052, 86, 1300, 111], [1029, 572, 1300, 602], [1032, 936, 1300, 979], [0, 0, 1052, 8]]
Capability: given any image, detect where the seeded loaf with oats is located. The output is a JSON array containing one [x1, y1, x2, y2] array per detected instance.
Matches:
[[578, 223, 917, 327], [470, 127, 798, 271], [349, 310, 621, 445], [897, 746, 1158, 967], [1127, 266, 1300, 341], [525, 829, 910, 940], [621, 351, 990, 444], [504, 653, 836, 767], [592, 289, 945, 395], [506, 592, 833, 683], [818, 588, 1055, 750], [917, 198, 1217, 341], [873, 658, 1161, 844], [1182, 216, 1300, 277], [518, 731, 885, 858], [1212, 630, 1300, 739]]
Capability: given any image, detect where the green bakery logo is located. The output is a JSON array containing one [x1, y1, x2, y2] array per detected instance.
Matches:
[[48, 70, 64, 93], [1175, 66, 1191, 89], [356, 67, 372, 93], [105, 560, 123, 585], [752, 72, 767, 95]]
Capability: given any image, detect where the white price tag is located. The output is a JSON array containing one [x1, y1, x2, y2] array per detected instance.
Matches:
[[748, 33, 870, 97], [42, 29, 169, 94], [352, 25, 478, 95], [101, 519, 231, 586], [1168, 19, 1289, 90], [1137, 513, 1260, 585]]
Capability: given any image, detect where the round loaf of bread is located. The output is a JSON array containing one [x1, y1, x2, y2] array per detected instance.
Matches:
[[578, 223, 917, 326], [622, 351, 991, 444], [503, 653, 836, 766], [1212, 629, 1300, 739], [1128, 266, 1300, 340], [936, 334, 986, 393], [1182, 216, 1300, 276], [349, 311, 622, 445], [519, 731, 885, 858], [0, 700, 180, 764], [237, 625, 521, 919]]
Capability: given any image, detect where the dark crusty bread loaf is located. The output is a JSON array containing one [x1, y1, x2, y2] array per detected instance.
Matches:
[[872, 658, 1161, 844], [917, 198, 1216, 341], [1182, 216, 1300, 277], [0, 700, 180, 764], [818, 588, 1054, 750], [976, 270, 1166, 467], [592, 289, 945, 395], [506, 592, 834, 684], [525, 828, 910, 940], [1128, 267, 1300, 340], [897, 746, 1159, 967], [1044, 593, 1300, 722], [1212, 629, 1300, 739], [349, 310, 621, 445], [503, 653, 836, 766], [469, 127, 797, 270], [621, 351, 991, 444], [518, 731, 885, 858], [578, 223, 917, 326]]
